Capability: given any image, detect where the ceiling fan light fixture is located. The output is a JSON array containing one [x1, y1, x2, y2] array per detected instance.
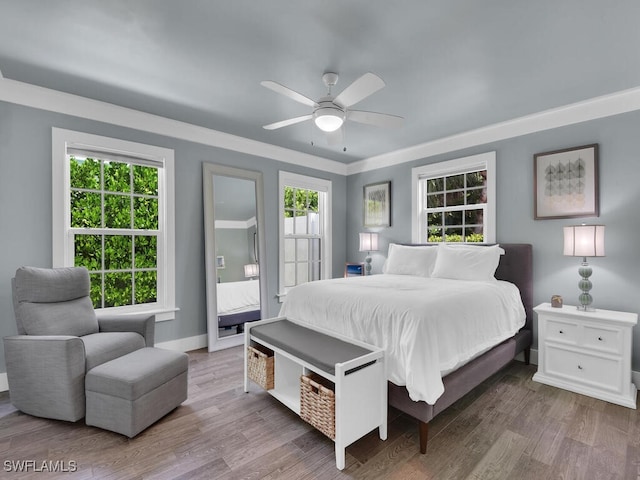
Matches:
[[313, 106, 345, 132]]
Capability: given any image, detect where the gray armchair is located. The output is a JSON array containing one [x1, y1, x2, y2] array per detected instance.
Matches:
[[4, 266, 154, 422]]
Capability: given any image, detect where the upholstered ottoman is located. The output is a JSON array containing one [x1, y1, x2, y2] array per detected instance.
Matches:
[[85, 347, 188, 437]]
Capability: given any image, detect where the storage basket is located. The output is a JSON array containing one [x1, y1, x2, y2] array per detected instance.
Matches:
[[247, 344, 274, 390], [300, 373, 336, 440]]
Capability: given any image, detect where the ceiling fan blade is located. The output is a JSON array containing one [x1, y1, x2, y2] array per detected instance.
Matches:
[[326, 127, 344, 146], [263, 114, 313, 130], [333, 73, 385, 108], [260, 80, 317, 107], [347, 110, 404, 129]]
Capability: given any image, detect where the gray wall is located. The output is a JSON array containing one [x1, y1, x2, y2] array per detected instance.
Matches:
[[0, 100, 347, 374], [347, 109, 640, 369]]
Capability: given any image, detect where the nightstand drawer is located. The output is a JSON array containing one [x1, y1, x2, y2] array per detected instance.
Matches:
[[546, 345, 621, 392], [582, 325, 622, 354], [545, 318, 579, 345]]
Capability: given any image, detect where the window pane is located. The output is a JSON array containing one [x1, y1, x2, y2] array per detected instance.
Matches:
[[308, 212, 320, 235], [445, 210, 463, 226], [446, 191, 465, 207], [71, 191, 101, 228], [427, 193, 444, 208], [89, 273, 103, 309], [310, 238, 321, 261], [426, 178, 444, 193], [308, 191, 319, 213], [427, 227, 443, 242], [444, 228, 463, 242], [296, 239, 308, 261], [104, 161, 131, 193], [310, 261, 321, 281], [294, 214, 307, 235], [466, 170, 486, 188], [284, 214, 294, 234], [135, 270, 157, 304], [134, 197, 158, 229], [464, 228, 484, 243], [446, 174, 464, 190], [133, 165, 158, 196], [70, 157, 100, 190], [284, 263, 296, 287], [75, 234, 102, 271], [465, 209, 484, 226], [104, 194, 131, 228], [284, 239, 295, 262], [297, 263, 308, 284], [466, 187, 484, 205], [104, 235, 132, 270], [427, 212, 442, 226], [134, 235, 157, 268], [104, 272, 133, 307]]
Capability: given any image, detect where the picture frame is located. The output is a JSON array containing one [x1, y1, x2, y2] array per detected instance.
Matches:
[[363, 181, 391, 227], [534, 144, 599, 220], [344, 263, 364, 277]]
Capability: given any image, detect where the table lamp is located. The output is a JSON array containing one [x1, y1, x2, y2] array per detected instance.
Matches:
[[563, 224, 605, 311], [244, 263, 259, 280], [359, 232, 379, 275]]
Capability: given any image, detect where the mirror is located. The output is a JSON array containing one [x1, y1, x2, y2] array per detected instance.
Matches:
[[203, 163, 267, 352]]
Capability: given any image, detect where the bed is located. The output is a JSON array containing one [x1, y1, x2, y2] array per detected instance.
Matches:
[[279, 243, 532, 453], [216, 280, 261, 328]]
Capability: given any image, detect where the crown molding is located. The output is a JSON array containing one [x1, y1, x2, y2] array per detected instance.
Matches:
[[3, 77, 640, 177], [0, 77, 348, 176], [348, 86, 640, 175]]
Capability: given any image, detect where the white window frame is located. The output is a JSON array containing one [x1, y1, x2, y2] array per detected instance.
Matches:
[[411, 151, 496, 244], [278, 171, 332, 301], [52, 128, 176, 321]]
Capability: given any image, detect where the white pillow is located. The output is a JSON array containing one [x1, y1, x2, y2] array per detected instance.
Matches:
[[382, 243, 438, 277], [431, 244, 504, 281]]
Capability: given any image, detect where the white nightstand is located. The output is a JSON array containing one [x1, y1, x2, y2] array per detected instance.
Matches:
[[533, 303, 637, 408]]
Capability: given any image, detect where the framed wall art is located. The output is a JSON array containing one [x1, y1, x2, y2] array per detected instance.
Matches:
[[534, 144, 599, 220], [363, 181, 391, 227]]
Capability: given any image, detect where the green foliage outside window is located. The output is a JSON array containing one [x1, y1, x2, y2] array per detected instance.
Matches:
[[70, 156, 159, 308], [284, 186, 318, 217]]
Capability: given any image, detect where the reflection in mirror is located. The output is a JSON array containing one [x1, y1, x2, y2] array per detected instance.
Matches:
[[203, 163, 266, 352]]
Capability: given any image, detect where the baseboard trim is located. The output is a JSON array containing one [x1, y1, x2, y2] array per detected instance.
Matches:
[[155, 334, 208, 353]]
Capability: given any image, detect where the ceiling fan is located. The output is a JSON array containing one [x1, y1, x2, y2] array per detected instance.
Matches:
[[261, 72, 403, 141]]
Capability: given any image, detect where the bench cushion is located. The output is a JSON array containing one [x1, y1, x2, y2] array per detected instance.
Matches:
[[250, 320, 372, 375]]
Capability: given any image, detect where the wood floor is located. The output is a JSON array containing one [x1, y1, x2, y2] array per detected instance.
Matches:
[[2, 346, 640, 479]]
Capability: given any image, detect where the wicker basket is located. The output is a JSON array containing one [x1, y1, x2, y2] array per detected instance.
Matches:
[[247, 344, 274, 390], [300, 373, 336, 440]]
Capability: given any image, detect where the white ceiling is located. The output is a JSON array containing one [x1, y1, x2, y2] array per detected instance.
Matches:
[[1, 0, 639, 164]]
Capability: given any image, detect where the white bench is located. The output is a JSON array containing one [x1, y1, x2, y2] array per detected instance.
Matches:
[[244, 317, 387, 470]]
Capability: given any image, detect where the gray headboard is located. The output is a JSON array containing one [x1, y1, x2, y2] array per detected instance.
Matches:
[[494, 243, 533, 332]]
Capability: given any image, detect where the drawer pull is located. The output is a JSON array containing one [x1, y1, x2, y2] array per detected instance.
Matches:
[[559, 330, 564, 334], [598, 337, 603, 341], [577, 365, 583, 370]]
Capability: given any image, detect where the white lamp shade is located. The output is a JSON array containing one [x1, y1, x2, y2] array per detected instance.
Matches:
[[359, 232, 379, 252], [563, 225, 605, 257], [244, 263, 259, 278]]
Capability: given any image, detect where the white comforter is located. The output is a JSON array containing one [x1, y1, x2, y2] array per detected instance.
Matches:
[[216, 280, 260, 315], [279, 274, 525, 404]]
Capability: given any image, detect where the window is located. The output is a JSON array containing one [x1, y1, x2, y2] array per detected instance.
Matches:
[[412, 151, 496, 243], [52, 129, 176, 320], [279, 171, 332, 299]]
